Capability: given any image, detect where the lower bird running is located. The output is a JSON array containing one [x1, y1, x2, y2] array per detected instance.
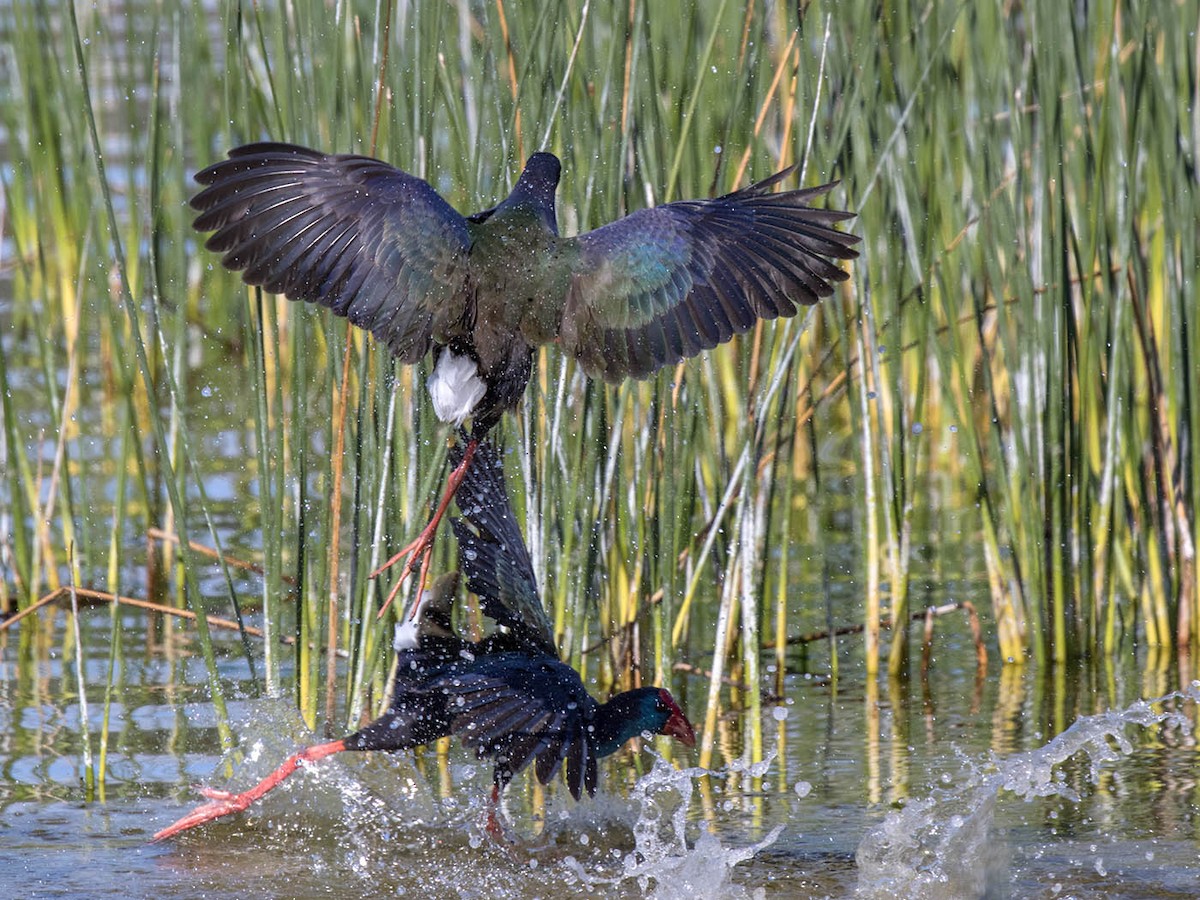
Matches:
[[153, 440, 695, 842]]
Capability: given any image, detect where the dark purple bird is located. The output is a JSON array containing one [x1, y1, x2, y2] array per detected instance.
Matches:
[[188, 144, 860, 606], [153, 440, 696, 842]]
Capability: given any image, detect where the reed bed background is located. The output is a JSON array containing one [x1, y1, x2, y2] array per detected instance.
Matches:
[[1, 0, 1197, 787]]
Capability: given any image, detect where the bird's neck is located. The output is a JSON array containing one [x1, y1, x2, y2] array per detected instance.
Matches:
[[493, 184, 558, 235], [592, 689, 659, 758]]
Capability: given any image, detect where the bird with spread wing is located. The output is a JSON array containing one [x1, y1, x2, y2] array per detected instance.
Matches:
[[190, 144, 860, 610]]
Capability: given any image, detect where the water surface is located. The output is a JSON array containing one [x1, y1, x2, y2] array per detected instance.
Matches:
[[3, 604, 1198, 898]]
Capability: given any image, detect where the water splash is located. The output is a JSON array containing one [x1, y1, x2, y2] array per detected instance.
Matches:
[[172, 700, 782, 897], [854, 684, 1199, 899], [561, 752, 782, 899]]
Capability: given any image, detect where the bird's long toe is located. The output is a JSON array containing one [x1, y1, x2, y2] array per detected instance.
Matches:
[[151, 795, 252, 842], [197, 786, 238, 800]]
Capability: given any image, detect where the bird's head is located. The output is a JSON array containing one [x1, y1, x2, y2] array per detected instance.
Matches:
[[394, 571, 459, 651], [597, 687, 697, 757], [650, 688, 697, 747], [519, 151, 562, 188], [492, 152, 561, 234]]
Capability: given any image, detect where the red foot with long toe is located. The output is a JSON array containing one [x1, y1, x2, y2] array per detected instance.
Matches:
[[151, 739, 347, 842], [373, 438, 480, 620]]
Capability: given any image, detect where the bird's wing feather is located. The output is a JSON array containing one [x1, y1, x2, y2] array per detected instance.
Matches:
[[566, 730, 595, 799], [449, 440, 558, 655], [191, 143, 472, 363], [555, 173, 860, 380], [425, 656, 597, 798]]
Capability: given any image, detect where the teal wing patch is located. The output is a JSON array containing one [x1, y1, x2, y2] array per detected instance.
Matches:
[[558, 172, 860, 380]]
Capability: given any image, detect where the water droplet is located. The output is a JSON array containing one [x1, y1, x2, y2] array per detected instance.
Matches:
[[794, 781, 811, 797]]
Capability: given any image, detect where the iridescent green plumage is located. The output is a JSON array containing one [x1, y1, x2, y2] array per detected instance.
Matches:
[[192, 143, 860, 602], [191, 143, 859, 431]]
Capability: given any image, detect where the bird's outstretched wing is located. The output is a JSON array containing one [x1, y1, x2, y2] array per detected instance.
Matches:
[[554, 171, 860, 380], [191, 143, 472, 364], [426, 654, 598, 799], [449, 440, 557, 656]]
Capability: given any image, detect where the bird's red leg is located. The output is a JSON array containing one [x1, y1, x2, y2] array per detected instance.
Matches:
[[484, 783, 505, 843], [373, 437, 480, 620], [151, 739, 347, 842]]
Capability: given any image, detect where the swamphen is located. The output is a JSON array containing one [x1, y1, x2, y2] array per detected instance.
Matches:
[[152, 440, 696, 842], [189, 144, 860, 606]]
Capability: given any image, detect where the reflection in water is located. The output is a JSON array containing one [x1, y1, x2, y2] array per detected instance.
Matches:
[[886, 675, 910, 809], [864, 675, 880, 806], [991, 662, 1028, 756]]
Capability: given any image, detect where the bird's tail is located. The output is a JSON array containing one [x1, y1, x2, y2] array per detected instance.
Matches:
[[448, 439, 557, 653]]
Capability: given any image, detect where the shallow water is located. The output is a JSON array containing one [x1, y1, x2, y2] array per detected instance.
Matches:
[[3, 608, 1199, 899]]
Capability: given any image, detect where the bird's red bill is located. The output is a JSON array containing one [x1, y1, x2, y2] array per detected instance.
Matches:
[[658, 690, 697, 747], [664, 710, 697, 747]]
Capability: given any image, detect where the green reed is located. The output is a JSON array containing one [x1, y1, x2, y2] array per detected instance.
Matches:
[[2, 0, 1198, 790]]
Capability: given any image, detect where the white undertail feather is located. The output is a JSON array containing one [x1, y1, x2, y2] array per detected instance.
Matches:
[[428, 348, 486, 425], [393, 590, 433, 652]]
